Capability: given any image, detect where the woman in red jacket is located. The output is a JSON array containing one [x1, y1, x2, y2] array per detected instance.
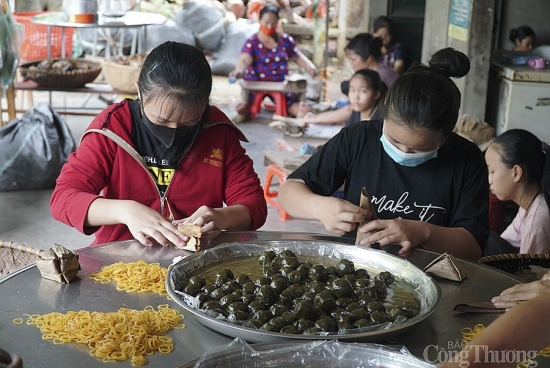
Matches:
[[50, 41, 267, 248]]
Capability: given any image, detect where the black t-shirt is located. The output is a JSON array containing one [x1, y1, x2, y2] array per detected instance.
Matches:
[[345, 109, 382, 127], [288, 119, 490, 250]]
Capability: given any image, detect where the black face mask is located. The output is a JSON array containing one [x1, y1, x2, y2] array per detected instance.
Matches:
[[140, 109, 196, 148]]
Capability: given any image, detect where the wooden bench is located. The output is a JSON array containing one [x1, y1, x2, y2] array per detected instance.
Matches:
[[0, 85, 16, 127], [11, 80, 128, 117]]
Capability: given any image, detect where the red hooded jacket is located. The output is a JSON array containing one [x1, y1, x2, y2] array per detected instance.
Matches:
[[50, 100, 267, 246]]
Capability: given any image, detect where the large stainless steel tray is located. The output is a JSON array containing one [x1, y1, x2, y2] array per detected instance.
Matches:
[[166, 241, 441, 343]]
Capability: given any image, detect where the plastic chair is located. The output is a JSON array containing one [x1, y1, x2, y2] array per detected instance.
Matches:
[[249, 91, 287, 119], [263, 164, 291, 220]]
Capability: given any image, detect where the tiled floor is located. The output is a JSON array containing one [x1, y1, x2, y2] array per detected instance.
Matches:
[[0, 76, 332, 251]]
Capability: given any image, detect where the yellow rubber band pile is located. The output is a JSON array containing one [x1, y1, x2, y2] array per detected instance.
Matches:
[[17, 304, 185, 366], [89, 260, 168, 295], [461, 324, 550, 368]]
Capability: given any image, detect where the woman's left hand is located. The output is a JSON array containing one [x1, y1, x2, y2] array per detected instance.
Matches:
[[357, 218, 427, 255], [173, 205, 227, 239]]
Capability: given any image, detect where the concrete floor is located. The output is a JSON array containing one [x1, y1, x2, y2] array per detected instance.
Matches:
[[0, 76, 332, 251]]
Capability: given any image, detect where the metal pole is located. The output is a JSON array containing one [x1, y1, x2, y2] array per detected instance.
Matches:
[[324, 0, 330, 68]]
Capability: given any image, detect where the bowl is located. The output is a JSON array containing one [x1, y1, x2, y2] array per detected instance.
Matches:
[[166, 240, 441, 343]]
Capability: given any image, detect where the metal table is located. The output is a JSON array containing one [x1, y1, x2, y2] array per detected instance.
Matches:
[[31, 11, 166, 58], [0, 231, 524, 367]]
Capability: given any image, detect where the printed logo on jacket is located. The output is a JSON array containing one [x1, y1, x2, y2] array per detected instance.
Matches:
[[203, 148, 224, 168]]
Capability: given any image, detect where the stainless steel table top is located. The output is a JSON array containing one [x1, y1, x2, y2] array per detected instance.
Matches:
[[0, 231, 522, 367], [31, 11, 166, 29]]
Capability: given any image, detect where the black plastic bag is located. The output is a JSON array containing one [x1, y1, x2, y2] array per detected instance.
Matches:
[[0, 103, 76, 191]]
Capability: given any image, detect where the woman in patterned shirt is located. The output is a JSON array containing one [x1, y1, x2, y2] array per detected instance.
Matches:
[[229, 5, 317, 120]]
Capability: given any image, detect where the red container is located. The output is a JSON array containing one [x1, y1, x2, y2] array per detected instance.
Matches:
[[13, 12, 74, 61]]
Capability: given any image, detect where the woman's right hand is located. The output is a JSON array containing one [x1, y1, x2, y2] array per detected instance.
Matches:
[[492, 271, 550, 309], [118, 201, 188, 248], [315, 196, 370, 236]]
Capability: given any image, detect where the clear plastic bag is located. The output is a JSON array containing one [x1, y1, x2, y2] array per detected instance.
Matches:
[[0, 1, 20, 92], [186, 338, 436, 368]]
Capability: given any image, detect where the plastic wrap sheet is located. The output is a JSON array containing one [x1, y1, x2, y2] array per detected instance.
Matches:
[[184, 338, 436, 368], [0, 1, 20, 91], [167, 241, 441, 342]]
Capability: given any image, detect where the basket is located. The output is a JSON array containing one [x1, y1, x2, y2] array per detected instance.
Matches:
[[13, 12, 74, 61], [478, 253, 550, 280], [100, 58, 143, 95], [19, 58, 102, 88]]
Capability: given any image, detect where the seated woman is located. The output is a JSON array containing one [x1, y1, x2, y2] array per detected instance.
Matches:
[[50, 41, 268, 248], [509, 25, 536, 52], [302, 33, 399, 126], [372, 15, 405, 75], [229, 5, 317, 120], [484, 129, 550, 255], [279, 48, 489, 261], [344, 68, 386, 126]]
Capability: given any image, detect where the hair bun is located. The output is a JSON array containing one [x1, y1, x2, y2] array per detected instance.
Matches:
[[428, 48, 470, 79]]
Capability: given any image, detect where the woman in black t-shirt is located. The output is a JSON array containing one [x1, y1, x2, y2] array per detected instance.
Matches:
[[279, 48, 489, 261]]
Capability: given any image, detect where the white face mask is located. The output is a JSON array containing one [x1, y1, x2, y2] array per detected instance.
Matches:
[[380, 132, 438, 167]]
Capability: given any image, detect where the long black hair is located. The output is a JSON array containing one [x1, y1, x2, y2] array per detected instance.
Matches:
[[138, 41, 212, 124], [351, 68, 387, 98], [380, 47, 470, 145], [259, 5, 279, 20], [137, 41, 212, 162], [491, 129, 550, 214]]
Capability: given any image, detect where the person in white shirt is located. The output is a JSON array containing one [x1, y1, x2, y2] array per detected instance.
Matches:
[[485, 128, 550, 255]]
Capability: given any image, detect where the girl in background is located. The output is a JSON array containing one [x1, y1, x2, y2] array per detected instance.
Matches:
[[302, 33, 398, 126], [345, 68, 386, 127], [509, 25, 536, 52], [485, 129, 550, 254], [277, 68, 386, 153]]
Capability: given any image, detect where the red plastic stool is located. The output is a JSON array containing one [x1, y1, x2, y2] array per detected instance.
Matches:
[[249, 91, 287, 119], [263, 164, 291, 220]]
